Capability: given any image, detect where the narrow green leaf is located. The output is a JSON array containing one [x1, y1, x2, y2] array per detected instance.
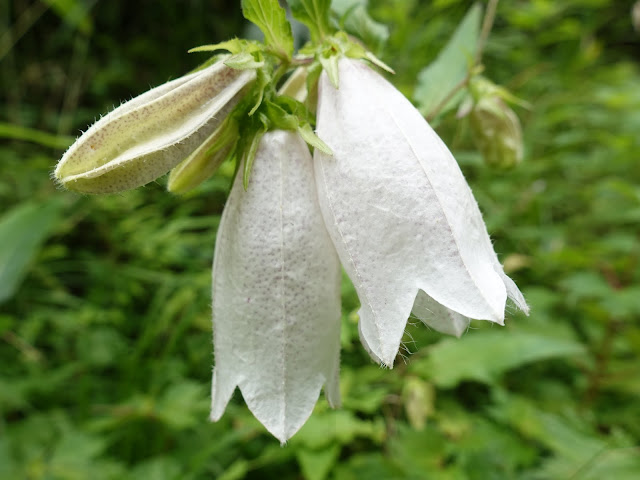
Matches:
[[298, 123, 332, 155], [365, 51, 394, 74], [188, 39, 263, 55], [287, 0, 332, 42], [0, 201, 62, 303], [242, 0, 294, 57], [414, 3, 482, 118], [248, 68, 272, 116]]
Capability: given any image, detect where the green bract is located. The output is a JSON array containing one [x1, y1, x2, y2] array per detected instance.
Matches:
[[54, 59, 255, 193]]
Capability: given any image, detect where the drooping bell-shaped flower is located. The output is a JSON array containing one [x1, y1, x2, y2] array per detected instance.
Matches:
[[210, 130, 342, 443], [54, 60, 255, 193], [314, 58, 528, 366]]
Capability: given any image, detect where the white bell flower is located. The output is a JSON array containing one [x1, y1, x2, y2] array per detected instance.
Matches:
[[210, 130, 342, 443], [314, 58, 529, 367]]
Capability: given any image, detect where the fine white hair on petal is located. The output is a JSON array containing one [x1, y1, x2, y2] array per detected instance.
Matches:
[[210, 130, 341, 443], [315, 58, 527, 367], [55, 60, 255, 193]]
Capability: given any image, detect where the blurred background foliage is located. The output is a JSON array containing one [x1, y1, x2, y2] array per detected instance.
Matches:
[[2, 0, 640, 478]]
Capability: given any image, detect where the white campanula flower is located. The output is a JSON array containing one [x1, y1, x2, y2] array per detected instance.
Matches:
[[210, 130, 341, 443], [54, 60, 255, 193], [313, 59, 529, 367], [54, 53, 529, 443]]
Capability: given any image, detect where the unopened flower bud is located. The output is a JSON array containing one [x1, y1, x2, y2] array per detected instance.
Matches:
[[55, 60, 255, 193], [468, 77, 524, 169]]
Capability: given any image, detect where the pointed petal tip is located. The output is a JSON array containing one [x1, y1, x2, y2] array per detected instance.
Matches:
[[357, 317, 398, 368]]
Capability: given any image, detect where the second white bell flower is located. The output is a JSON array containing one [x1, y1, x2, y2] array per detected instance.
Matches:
[[314, 59, 528, 367]]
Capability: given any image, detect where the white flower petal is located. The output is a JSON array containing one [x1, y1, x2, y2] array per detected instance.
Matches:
[[412, 291, 470, 338], [315, 59, 525, 366], [55, 61, 255, 193], [210, 130, 341, 442]]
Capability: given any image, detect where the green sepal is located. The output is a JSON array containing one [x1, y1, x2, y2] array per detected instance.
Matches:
[[305, 61, 322, 112], [298, 123, 332, 155], [224, 52, 265, 70], [326, 30, 392, 74], [188, 38, 263, 55], [319, 51, 340, 89], [242, 117, 269, 190], [241, 0, 294, 59], [248, 68, 272, 116], [264, 101, 299, 131], [287, 0, 332, 42]]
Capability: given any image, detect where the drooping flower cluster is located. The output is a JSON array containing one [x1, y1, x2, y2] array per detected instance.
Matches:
[[55, 45, 528, 444]]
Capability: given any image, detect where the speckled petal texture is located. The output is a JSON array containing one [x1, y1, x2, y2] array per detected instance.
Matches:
[[314, 59, 527, 366], [210, 131, 341, 443], [55, 61, 255, 193]]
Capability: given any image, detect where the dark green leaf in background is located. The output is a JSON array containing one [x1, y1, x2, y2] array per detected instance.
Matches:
[[413, 331, 586, 388]]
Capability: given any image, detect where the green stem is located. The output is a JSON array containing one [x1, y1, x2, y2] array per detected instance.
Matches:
[[475, 0, 499, 65]]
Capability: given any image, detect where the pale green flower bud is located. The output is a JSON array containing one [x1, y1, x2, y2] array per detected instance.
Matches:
[[468, 76, 524, 169], [54, 60, 255, 193]]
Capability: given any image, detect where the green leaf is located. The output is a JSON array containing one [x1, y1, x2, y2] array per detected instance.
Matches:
[[217, 460, 250, 480], [491, 393, 621, 479], [287, 0, 332, 42], [414, 3, 482, 119], [296, 445, 341, 480], [242, 0, 294, 58], [0, 200, 62, 303], [291, 410, 385, 449], [412, 331, 586, 388], [155, 381, 208, 429], [0, 122, 74, 150], [42, 0, 93, 34], [331, 0, 389, 52]]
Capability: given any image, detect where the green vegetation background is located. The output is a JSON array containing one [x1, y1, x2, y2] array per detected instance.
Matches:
[[2, 0, 640, 478]]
